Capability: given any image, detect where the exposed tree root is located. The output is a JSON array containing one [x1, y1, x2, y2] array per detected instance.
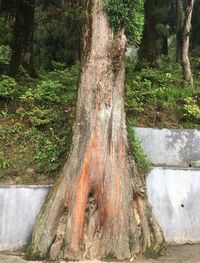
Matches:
[[27, 142, 164, 261]]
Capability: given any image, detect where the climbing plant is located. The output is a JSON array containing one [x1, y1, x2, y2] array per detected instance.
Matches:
[[104, 0, 144, 44]]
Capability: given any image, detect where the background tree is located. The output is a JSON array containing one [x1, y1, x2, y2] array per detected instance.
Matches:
[[33, 0, 84, 69], [139, 0, 160, 66], [191, 0, 200, 49], [138, 0, 175, 66], [8, 0, 37, 78], [156, 0, 175, 57], [176, 0, 184, 62], [181, 0, 195, 87], [27, 0, 164, 260]]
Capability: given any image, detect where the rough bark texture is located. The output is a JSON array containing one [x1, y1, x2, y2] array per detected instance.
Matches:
[[139, 0, 160, 66], [27, 0, 164, 260], [181, 0, 194, 87], [8, 0, 37, 78]]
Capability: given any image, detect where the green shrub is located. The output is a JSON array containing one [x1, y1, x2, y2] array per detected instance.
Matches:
[[29, 126, 72, 174], [34, 137, 62, 173], [0, 45, 11, 65], [184, 96, 200, 121], [0, 151, 10, 170], [127, 122, 150, 173], [0, 17, 12, 45], [22, 80, 64, 103], [125, 78, 152, 113], [20, 64, 79, 104], [18, 106, 60, 127], [125, 60, 198, 128], [0, 75, 17, 98]]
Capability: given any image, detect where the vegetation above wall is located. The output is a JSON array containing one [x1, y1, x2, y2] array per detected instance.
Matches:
[[0, 44, 199, 184], [0, 0, 199, 184], [126, 57, 200, 128]]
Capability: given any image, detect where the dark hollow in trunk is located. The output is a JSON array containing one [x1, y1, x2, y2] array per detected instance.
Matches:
[[27, 0, 164, 260]]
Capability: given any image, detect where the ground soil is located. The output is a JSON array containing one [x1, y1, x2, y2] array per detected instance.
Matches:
[[0, 245, 200, 263]]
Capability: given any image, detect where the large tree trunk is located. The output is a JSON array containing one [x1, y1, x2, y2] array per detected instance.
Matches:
[[181, 0, 194, 87], [27, 0, 164, 260], [8, 0, 37, 78], [139, 0, 160, 66]]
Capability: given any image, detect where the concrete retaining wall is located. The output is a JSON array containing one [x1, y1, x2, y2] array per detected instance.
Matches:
[[135, 127, 200, 243], [147, 167, 200, 243], [134, 128, 200, 167], [0, 185, 50, 251], [0, 128, 199, 250]]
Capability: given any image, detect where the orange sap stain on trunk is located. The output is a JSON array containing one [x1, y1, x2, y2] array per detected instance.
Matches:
[[71, 134, 97, 252]]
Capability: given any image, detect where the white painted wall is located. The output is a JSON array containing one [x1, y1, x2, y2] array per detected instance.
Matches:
[[0, 186, 50, 251], [147, 167, 200, 243], [0, 128, 199, 251], [134, 128, 200, 167]]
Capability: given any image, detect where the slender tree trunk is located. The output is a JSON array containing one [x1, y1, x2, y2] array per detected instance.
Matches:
[[162, 36, 168, 56], [181, 0, 194, 87], [176, 0, 183, 62], [139, 0, 160, 66], [27, 0, 164, 260], [8, 0, 37, 78]]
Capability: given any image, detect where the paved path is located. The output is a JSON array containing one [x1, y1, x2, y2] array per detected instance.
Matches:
[[0, 245, 200, 263]]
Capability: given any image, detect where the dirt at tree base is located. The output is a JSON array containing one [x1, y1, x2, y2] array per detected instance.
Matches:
[[0, 245, 200, 263]]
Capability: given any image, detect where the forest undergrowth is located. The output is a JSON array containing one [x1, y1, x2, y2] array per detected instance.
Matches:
[[0, 44, 199, 184]]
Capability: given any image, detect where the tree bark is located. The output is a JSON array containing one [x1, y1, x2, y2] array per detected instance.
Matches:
[[181, 0, 194, 87], [176, 0, 183, 62], [27, 0, 164, 260], [162, 36, 168, 56], [139, 0, 160, 66], [8, 0, 37, 78]]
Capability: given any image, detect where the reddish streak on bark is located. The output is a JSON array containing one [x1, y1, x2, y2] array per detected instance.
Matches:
[[114, 158, 121, 215], [114, 170, 121, 233], [119, 140, 126, 172], [71, 134, 97, 251]]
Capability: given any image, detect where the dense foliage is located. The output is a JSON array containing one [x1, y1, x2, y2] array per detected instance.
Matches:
[[34, 4, 84, 69], [0, 45, 79, 183], [125, 58, 200, 128], [105, 0, 144, 44]]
